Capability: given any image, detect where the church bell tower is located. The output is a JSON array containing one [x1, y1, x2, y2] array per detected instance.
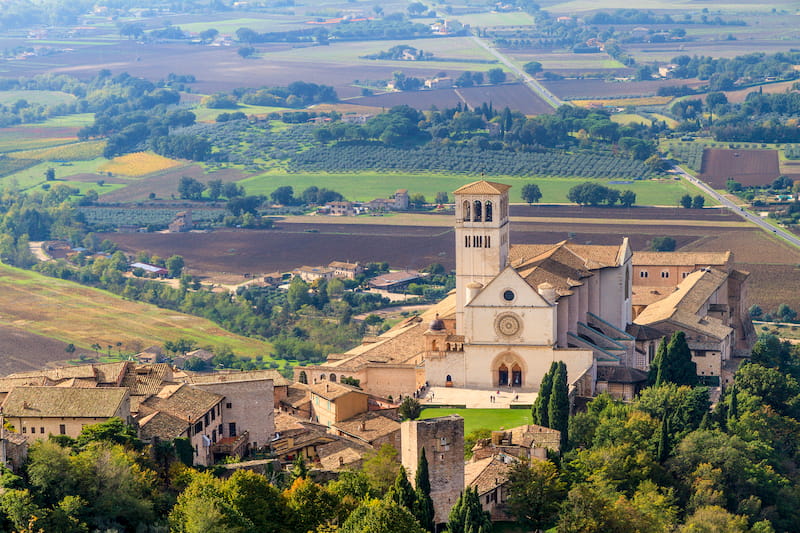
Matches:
[[453, 180, 511, 334]]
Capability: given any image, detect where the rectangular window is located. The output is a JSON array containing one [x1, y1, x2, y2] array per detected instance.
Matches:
[[485, 236, 491, 248], [194, 422, 203, 435], [639, 271, 649, 278], [661, 271, 670, 278], [465, 236, 470, 248], [21, 427, 26, 434], [229, 422, 237, 437], [205, 413, 209, 426], [59, 424, 66, 435], [212, 430, 217, 443], [226, 402, 232, 409], [682, 272, 689, 278], [40, 427, 44, 434], [211, 409, 215, 421]]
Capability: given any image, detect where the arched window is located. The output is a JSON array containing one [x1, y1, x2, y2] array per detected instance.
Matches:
[[485, 201, 493, 222], [320, 373, 326, 380], [473, 200, 482, 221], [446, 374, 452, 382], [299, 371, 308, 384], [330, 373, 336, 382], [463, 201, 471, 221]]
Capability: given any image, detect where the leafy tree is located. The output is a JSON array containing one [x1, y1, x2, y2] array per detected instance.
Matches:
[[650, 236, 676, 252], [487, 68, 506, 84], [398, 397, 422, 420], [287, 276, 311, 311], [178, 176, 206, 200], [680, 194, 693, 208], [777, 303, 797, 322], [410, 193, 426, 208], [238, 46, 256, 58], [166, 254, 185, 278], [340, 499, 426, 533], [284, 477, 340, 533], [270, 186, 296, 206], [75, 417, 140, 449], [362, 444, 401, 495], [506, 459, 565, 531], [447, 487, 491, 533], [45, 168, 55, 181], [620, 190, 636, 207], [434, 191, 449, 204], [523, 61, 542, 76], [692, 195, 705, 209], [521, 183, 542, 205], [413, 448, 434, 531], [455, 71, 475, 88], [207, 179, 223, 201]]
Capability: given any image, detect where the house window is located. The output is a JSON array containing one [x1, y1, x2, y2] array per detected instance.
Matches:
[[211, 409, 215, 421], [229, 422, 237, 437], [40, 427, 44, 434], [194, 422, 203, 435], [639, 271, 649, 278], [682, 272, 689, 278], [226, 402, 232, 409], [485, 236, 491, 248], [661, 271, 670, 278], [29, 427, 34, 434], [59, 424, 66, 435], [212, 430, 217, 443], [205, 413, 210, 425], [465, 236, 471, 248], [21, 427, 26, 434]]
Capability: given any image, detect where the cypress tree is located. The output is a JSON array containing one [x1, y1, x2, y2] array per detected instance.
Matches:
[[649, 336, 668, 386], [387, 466, 416, 512], [533, 362, 557, 427], [657, 414, 670, 463], [657, 331, 698, 387], [413, 448, 435, 532], [547, 361, 569, 449], [447, 487, 492, 533], [728, 383, 739, 425]]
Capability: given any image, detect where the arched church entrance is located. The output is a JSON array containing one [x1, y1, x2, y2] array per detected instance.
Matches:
[[491, 352, 527, 388]]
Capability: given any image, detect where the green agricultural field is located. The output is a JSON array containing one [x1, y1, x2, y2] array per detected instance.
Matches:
[[192, 104, 292, 122], [419, 408, 531, 434], [455, 12, 536, 27], [239, 171, 708, 206], [178, 16, 307, 34], [611, 113, 652, 126], [0, 90, 76, 106], [260, 37, 498, 66], [0, 263, 272, 359]]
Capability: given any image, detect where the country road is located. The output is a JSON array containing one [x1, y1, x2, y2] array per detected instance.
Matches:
[[674, 164, 800, 249], [469, 34, 563, 109]]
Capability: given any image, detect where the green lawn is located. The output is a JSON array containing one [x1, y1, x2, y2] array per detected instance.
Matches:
[[238, 171, 709, 206], [0, 90, 76, 106], [420, 408, 532, 434]]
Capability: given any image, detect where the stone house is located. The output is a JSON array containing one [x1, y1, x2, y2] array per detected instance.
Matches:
[[307, 382, 368, 429], [331, 410, 401, 449], [328, 261, 363, 279], [472, 424, 561, 461], [465, 454, 515, 521], [2, 387, 131, 441]]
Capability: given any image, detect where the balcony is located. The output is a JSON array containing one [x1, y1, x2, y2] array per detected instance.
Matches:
[[212, 430, 249, 460]]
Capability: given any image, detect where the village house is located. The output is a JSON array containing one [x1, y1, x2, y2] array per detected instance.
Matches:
[[471, 424, 561, 461], [307, 381, 369, 429], [465, 454, 515, 521], [2, 387, 131, 441], [328, 261, 363, 279], [295, 265, 336, 283], [331, 410, 401, 449], [168, 210, 192, 232]]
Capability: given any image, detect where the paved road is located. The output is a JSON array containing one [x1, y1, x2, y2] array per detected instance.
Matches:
[[673, 164, 800, 249], [469, 34, 563, 109]]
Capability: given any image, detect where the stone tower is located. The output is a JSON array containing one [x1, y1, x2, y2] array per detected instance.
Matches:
[[401, 415, 465, 525], [454, 180, 511, 335]]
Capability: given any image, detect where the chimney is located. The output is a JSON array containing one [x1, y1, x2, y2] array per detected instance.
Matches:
[[537, 282, 557, 304]]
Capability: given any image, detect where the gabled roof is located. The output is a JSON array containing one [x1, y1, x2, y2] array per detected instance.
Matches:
[[140, 383, 222, 422], [307, 381, 366, 402], [465, 455, 515, 495], [187, 369, 289, 387], [454, 180, 512, 195], [137, 410, 188, 441], [632, 251, 731, 267], [597, 365, 649, 384], [120, 363, 172, 397], [510, 241, 594, 297], [3, 387, 128, 418], [333, 411, 400, 442], [634, 268, 733, 340]]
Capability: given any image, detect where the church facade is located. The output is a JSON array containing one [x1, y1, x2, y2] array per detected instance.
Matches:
[[295, 180, 753, 400]]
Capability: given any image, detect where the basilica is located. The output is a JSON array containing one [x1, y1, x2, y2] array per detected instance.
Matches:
[[296, 180, 755, 400]]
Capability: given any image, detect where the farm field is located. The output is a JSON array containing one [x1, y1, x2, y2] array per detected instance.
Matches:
[[238, 172, 703, 206], [99, 152, 183, 177], [0, 90, 76, 106], [419, 408, 532, 434], [0, 263, 272, 371], [699, 148, 780, 189], [104, 207, 798, 311], [541, 78, 703, 100], [0, 323, 83, 376]]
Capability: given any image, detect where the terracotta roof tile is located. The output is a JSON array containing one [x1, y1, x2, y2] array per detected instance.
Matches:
[[454, 180, 512, 195], [140, 383, 222, 422], [465, 455, 514, 495], [333, 412, 400, 442], [186, 369, 290, 387], [137, 410, 188, 440], [633, 251, 731, 267], [307, 382, 366, 402], [2, 387, 128, 418]]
